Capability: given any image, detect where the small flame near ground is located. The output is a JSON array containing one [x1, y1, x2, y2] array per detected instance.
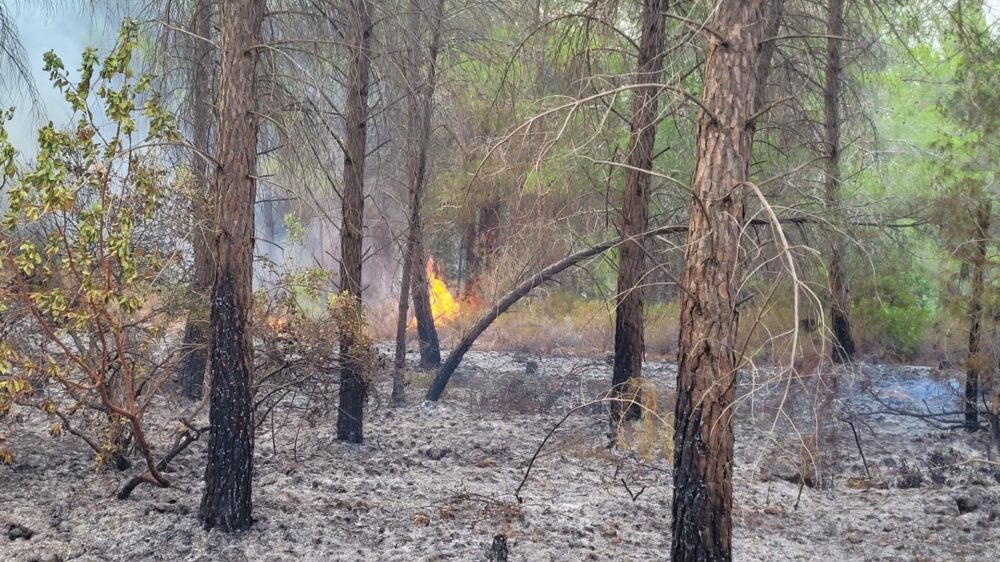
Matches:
[[426, 257, 460, 324]]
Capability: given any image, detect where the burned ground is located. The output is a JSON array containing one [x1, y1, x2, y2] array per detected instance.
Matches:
[[2, 351, 999, 561]]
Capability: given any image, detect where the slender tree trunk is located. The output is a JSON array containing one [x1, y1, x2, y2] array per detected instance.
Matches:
[[671, 2, 765, 560], [611, 0, 668, 423], [966, 199, 989, 431], [394, 0, 446, 400], [461, 212, 479, 298], [337, 0, 372, 444], [106, 360, 132, 471], [262, 188, 276, 243], [411, 232, 442, 368], [755, 0, 784, 113], [199, 0, 261, 533], [178, 0, 215, 400], [462, 198, 502, 300], [824, 0, 856, 364]]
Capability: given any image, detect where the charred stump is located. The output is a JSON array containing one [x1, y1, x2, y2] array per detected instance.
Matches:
[[488, 534, 509, 562]]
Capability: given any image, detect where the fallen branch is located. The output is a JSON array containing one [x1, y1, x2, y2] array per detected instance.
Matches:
[[846, 418, 869, 477], [117, 423, 210, 499], [621, 478, 646, 501]]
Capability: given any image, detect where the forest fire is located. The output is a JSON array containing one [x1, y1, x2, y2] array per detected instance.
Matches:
[[266, 314, 288, 332], [426, 258, 460, 324]]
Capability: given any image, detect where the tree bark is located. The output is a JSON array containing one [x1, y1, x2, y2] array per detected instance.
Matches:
[[425, 225, 686, 402], [462, 198, 502, 300], [461, 210, 479, 298], [824, 0, 856, 364], [178, 0, 215, 400], [336, 0, 372, 444], [394, 0, 446, 400], [755, 0, 784, 113], [411, 232, 442, 368], [199, 0, 261, 533], [966, 199, 989, 431], [610, 0, 669, 423], [671, 1, 765, 560]]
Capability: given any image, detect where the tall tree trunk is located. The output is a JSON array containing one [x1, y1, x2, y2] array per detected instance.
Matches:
[[610, 0, 668, 423], [199, 0, 261, 533], [825, 0, 855, 364], [177, 0, 215, 400], [337, 0, 372, 443], [966, 199, 989, 431], [394, 0, 446, 400], [672, 1, 765, 560]]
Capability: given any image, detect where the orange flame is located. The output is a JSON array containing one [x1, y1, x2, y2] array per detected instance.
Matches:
[[426, 257, 459, 324], [266, 314, 288, 332]]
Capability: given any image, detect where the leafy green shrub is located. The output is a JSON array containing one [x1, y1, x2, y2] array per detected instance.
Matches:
[[853, 261, 936, 358]]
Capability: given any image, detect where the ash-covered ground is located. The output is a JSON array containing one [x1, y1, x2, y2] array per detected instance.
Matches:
[[2, 349, 1000, 561]]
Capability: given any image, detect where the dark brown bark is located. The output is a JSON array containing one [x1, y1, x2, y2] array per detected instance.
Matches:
[[825, 0, 856, 364], [460, 214, 479, 298], [425, 225, 686, 402], [611, 0, 669, 423], [178, 0, 215, 400], [199, 0, 262, 533], [462, 198, 502, 299], [478, 199, 503, 260], [966, 199, 989, 431], [393, 0, 446, 400], [671, 1, 765, 560], [337, 0, 372, 444], [755, 0, 784, 113]]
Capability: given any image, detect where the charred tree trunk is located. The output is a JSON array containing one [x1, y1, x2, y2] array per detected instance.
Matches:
[[966, 199, 989, 431], [825, 0, 856, 364], [178, 0, 215, 400], [425, 225, 686, 402], [411, 233, 442, 368], [337, 0, 372, 444], [393, 0, 446, 400], [671, 2, 765, 560], [199, 0, 261, 533], [610, 0, 668, 423]]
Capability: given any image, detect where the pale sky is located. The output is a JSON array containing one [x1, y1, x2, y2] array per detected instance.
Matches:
[[6, 3, 118, 148]]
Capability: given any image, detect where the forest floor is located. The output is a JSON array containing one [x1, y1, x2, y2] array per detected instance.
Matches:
[[2, 349, 1000, 561]]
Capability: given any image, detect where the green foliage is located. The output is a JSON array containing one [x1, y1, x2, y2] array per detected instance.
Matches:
[[853, 253, 936, 358], [0, 21, 180, 470]]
